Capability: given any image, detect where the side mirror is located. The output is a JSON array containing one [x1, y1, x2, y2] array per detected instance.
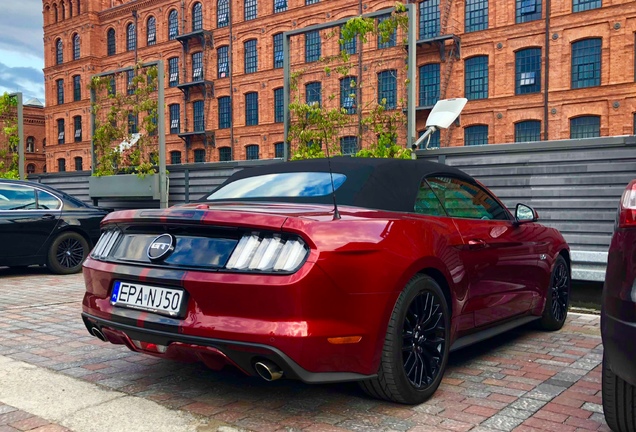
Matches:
[[515, 203, 538, 224]]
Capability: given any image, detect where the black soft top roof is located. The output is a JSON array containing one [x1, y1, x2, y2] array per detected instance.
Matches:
[[209, 157, 475, 212]]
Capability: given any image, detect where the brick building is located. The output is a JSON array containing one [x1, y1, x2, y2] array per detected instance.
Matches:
[[0, 98, 47, 175], [42, 0, 636, 172]]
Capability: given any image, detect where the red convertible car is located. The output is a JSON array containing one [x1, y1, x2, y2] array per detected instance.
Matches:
[[82, 158, 570, 404]]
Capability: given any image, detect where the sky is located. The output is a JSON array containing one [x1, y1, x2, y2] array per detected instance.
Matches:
[[0, 1, 46, 103]]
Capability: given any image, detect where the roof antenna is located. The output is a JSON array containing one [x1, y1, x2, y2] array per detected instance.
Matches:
[[323, 141, 341, 220]]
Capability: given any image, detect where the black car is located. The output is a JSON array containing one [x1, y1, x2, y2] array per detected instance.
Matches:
[[0, 179, 108, 274], [601, 179, 636, 431]]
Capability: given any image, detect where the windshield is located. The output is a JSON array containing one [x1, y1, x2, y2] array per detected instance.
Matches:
[[206, 172, 347, 200]]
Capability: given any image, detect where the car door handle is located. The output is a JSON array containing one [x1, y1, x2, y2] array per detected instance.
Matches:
[[468, 239, 487, 250], [41, 214, 56, 220]]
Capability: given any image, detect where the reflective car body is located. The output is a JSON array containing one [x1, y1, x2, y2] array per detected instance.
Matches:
[[82, 158, 570, 403], [0, 179, 108, 273]]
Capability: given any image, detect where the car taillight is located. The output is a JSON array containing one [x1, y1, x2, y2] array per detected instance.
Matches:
[[618, 180, 636, 229], [90, 228, 122, 259], [225, 232, 309, 272]]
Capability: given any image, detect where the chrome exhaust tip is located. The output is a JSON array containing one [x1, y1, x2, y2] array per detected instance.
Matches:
[[90, 327, 107, 342], [254, 360, 283, 381]]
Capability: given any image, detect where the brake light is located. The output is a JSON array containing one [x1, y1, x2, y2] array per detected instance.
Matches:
[[618, 180, 636, 228], [225, 232, 309, 272]]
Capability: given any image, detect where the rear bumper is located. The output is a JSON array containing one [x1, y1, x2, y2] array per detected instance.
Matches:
[[601, 310, 636, 387], [82, 312, 375, 384]]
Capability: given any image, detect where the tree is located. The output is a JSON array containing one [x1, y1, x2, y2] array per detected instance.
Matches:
[[0, 93, 19, 179]]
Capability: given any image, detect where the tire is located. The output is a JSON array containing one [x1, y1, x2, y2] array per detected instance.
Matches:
[[47, 231, 89, 275], [603, 355, 636, 432], [538, 255, 570, 331], [359, 274, 450, 404]]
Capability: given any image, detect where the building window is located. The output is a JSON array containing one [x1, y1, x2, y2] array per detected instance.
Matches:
[[245, 0, 257, 20], [194, 149, 206, 163], [219, 147, 232, 161], [168, 10, 179, 40], [127, 23, 136, 51], [516, 0, 541, 23], [465, 0, 488, 32], [218, 46, 229, 78], [464, 125, 489, 146], [419, 0, 440, 39], [274, 142, 284, 158], [572, 38, 601, 89], [570, 116, 600, 138], [306, 82, 321, 107], [340, 76, 356, 114], [274, 0, 287, 13], [192, 2, 203, 31], [218, 96, 231, 129], [573, 0, 601, 12], [108, 75, 116, 96], [515, 120, 541, 142], [57, 119, 65, 144], [126, 69, 135, 95], [27, 164, 35, 174], [192, 51, 203, 81], [56, 79, 64, 105], [170, 151, 182, 165], [26, 137, 34, 153], [419, 63, 440, 107], [73, 34, 80, 60], [147, 16, 156, 45], [107, 29, 116, 56], [340, 26, 357, 55], [58, 158, 66, 172], [378, 70, 397, 109], [515, 48, 541, 94], [245, 92, 259, 126], [306, 0, 319, 4], [218, 0, 229, 27], [418, 129, 440, 149], [74, 157, 83, 171], [73, 75, 81, 101], [340, 136, 358, 155], [465, 56, 488, 100], [273, 33, 284, 68], [244, 39, 257, 73], [56, 39, 63, 64], [246, 145, 259, 160], [168, 57, 179, 87], [128, 113, 138, 134], [169, 104, 180, 134], [74, 116, 82, 142], [193, 100, 205, 132], [377, 15, 396, 48], [305, 30, 321, 62], [274, 88, 284, 123]]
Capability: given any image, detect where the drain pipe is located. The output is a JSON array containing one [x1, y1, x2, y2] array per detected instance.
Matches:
[[543, 0, 550, 141]]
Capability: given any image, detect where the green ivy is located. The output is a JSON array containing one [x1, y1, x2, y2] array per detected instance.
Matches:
[[0, 93, 19, 179]]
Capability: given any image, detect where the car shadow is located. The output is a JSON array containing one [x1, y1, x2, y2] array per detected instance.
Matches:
[[0, 265, 52, 276]]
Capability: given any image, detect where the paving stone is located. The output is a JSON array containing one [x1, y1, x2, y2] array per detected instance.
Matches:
[[481, 414, 525, 431]]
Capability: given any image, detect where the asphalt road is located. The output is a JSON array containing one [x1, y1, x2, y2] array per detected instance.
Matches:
[[0, 267, 610, 432]]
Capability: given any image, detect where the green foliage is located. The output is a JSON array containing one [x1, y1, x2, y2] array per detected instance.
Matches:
[[289, 2, 412, 161], [90, 63, 159, 177], [0, 93, 19, 179]]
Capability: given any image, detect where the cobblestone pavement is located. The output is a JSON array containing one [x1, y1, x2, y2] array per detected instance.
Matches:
[[0, 267, 609, 432]]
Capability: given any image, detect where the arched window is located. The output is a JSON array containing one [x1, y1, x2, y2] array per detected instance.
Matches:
[[27, 164, 36, 174], [61, 1, 66, 20], [74, 157, 83, 171], [107, 29, 116, 56], [56, 39, 63, 65], [515, 48, 541, 94], [126, 23, 136, 51], [54, 4, 58, 22], [76, 0, 80, 14], [464, 124, 489, 146], [217, 0, 229, 27], [73, 34, 80, 60], [515, 120, 541, 142], [58, 158, 66, 172], [168, 10, 179, 40], [26, 137, 35, 153], [192, 2, 203, 31], [170, 151, 182, 165], [245, 145, 259, 160], [68, 0, 73, 17], [194, 149, 206, 163], [570, 116, 600, 139], [147, 16, 156, 45]]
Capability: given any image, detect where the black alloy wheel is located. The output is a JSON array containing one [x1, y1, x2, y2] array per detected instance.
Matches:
[[402, 291, 446, 389], [539, 255, 570, 331], [359, 274, 450, 404], [47, 232, 89, 274]]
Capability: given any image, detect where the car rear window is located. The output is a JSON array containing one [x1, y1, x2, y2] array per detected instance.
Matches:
[[206, 172, 347, 200]]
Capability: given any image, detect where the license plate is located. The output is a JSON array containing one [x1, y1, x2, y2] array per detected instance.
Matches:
[[110, 281, 184, 317]]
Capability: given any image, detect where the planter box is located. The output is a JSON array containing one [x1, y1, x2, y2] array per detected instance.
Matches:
[[89, 174, 160, 200]]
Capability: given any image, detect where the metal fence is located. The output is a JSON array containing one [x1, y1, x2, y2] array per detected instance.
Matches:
[[30, 136, 636, 281]]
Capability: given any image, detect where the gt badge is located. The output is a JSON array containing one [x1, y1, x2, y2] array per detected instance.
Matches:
[[147, 234, 176, 262]]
